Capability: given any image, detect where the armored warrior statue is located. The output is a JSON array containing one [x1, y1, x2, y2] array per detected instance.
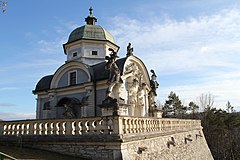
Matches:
[[105, 48, 121, 98], [150, 69, 159, 96], [149, 69, 159, 115]]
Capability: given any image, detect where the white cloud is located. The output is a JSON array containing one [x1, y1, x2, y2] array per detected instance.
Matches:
[[0, 103, 17, 107], [37, 37, 66, 54], [108, 7, 240, 109], [0, 87, 18, 91], [0, 112, 35, 121]]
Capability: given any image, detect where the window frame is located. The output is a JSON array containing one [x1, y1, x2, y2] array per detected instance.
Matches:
[[72, 52, 78, 57], [68, 70, 77, 86], [91, 50, 98, 56]]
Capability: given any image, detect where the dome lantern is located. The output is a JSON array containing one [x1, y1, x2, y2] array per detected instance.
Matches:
[[85, 7, 97, 25]]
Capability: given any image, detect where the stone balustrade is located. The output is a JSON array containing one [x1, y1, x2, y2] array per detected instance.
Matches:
[[0, 116, 201, 136]]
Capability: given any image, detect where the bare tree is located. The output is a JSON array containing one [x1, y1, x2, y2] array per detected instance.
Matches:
[[196, 93, 214, 112], [226, 101, 234, 113], [0, 1, 7, 13]]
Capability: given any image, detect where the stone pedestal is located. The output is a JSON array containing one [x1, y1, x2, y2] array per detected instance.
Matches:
[[100, 97, 129, 116], [153, 109, 163, 118]]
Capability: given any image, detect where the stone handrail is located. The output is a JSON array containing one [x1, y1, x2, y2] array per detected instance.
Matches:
[[0, 116, 201, 136], [120, 117, 201, 134]]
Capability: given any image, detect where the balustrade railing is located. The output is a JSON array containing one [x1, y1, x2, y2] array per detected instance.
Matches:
[[0, 116, 201, 136]]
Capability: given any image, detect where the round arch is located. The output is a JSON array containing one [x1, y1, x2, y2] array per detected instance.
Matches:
[[50, 61, 91, 89], [123, 56, 151, 88]]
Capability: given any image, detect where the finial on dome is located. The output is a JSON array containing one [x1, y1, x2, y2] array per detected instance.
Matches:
[[85, 7, 97, 25], [89, 7, 93, 17]]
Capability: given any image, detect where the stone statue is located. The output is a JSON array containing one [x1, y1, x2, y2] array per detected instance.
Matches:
[[63, 104, 75, 118], [150, 69, 159, 96], [126, 43, 133, 57], [105, 48, 121, 97], [149, 69, 159, 116]]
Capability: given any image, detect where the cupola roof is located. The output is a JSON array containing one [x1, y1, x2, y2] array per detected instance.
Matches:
[[66, 7, 115, 45]]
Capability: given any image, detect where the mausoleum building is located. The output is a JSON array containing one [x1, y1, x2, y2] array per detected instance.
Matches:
[[33, 8, 160, 119]]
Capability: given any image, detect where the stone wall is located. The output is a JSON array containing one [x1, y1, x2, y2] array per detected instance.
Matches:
[[121, 129, 213, 160], [0, 117, 213, 160], [27, 142, 121, 160], [0, 130, 213, 160]]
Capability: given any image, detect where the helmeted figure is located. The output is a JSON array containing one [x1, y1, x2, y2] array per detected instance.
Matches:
[[105, 48, 121, 97]]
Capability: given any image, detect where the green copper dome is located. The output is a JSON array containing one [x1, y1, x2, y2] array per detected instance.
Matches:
[[67, 24, 115, 44]]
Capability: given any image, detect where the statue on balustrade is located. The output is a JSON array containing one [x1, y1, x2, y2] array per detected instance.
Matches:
[[126, 43, 133, 57], [105, 48, 121, 98], [150, 69, 159, 96], [149, 69, 159, 115], [100, 48, 122, 113]]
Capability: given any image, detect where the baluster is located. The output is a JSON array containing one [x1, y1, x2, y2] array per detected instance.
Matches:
[[58, 121, 64, 135], [65, 120, 72, 135], [28, 122, 34, 135], [15, 124, 20, 135], [24, 123, 29, 135], [141, 119, 144, 133], [100, 117, 109, 134], [130, 119, 133, 133], [2, 124, 7, 135], [135, 119, 138, 133], [136, 119, 140, 133], [75, 120, 81, 135], [98, 119, 104, 134], [88, 120, 94, 134], [129, 119, 133, 133], [137, 119, 140, 133], [124, 119, 129, 134], [10, 124, 15, 135], [43, 122, 48, 135], [145, 120, 148, 132], [151, 120, 154, 132], [38, 123, 43, 135], [85, 121, 90, 134], [72, 121, 76, 135], [78, 121, 83, 135], [9, 124, 13, 135], [94, 120, 98, 133], [33, 123, 37, 135], [153, 120, 156, 132], [49, 122, 54, 135], [19, 123, 24, 135], [157, 119, 160, 132], [7, 124, 11, 135], [52, 122, 57, 135], [80, 120, 86, 135], [46, 122, 51, 135]]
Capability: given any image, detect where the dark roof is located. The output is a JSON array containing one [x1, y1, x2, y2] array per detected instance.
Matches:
[[33, 75, 53, 93], [91, 57, 127, 81], [33, 58, 127, 93]]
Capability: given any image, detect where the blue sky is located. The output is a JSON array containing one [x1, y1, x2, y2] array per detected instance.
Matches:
[[1, 0, 240, 120]]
